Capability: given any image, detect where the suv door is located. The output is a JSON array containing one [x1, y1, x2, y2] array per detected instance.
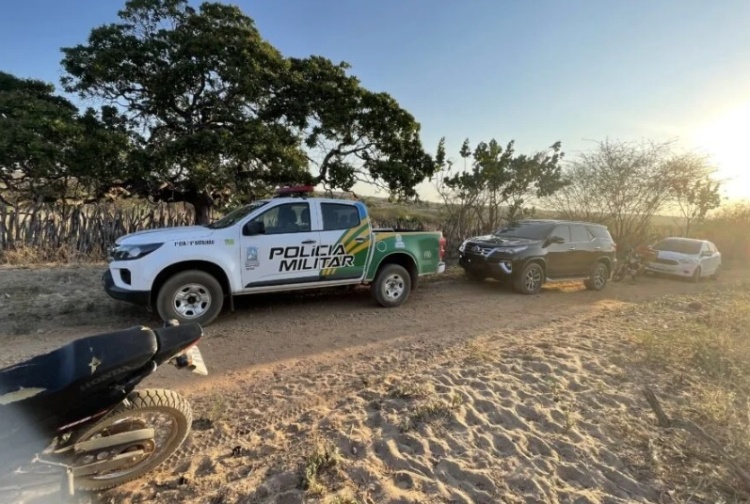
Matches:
[[240, 202, 319, 288], [318, 202, 369, 282], [545, 225, 573, 278], [569, 224, 595, 276]]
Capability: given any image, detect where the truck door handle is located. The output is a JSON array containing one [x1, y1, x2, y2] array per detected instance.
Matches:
[[301, 240, 316, 245], [568, 246, 576, 250], [594, 246, 602, 250], [355, 237, 366, 243]]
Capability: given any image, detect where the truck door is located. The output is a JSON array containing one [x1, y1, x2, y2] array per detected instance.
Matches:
[[240, 201, 321, 288], [317, 201, 369, 282]]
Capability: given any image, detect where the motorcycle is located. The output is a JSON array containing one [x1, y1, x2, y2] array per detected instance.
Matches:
[[612, 246, 652, 282], [0, 320, 207, 502]]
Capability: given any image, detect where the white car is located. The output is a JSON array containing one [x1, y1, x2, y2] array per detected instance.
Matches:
[[645, 237, 721, 281]]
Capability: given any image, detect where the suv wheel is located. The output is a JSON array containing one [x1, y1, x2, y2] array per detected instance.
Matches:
[[513, 263, 543, 295], [584, 261, 609, 291]]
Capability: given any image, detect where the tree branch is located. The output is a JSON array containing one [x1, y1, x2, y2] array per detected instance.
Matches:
[[643, 387, 750, 491]]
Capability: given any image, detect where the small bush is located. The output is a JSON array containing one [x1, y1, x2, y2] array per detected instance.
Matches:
[[301, 443, 341, 495]]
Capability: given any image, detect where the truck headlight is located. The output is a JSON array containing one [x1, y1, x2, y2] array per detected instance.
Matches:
[[110, 243, 163, 261], [459, 240, 468, 253]]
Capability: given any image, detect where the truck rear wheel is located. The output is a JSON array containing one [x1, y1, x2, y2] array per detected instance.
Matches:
[[156, 270, 224, 326], [372, 264, 412, 308]]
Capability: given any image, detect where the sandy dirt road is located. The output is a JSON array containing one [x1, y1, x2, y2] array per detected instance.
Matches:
[[1, 265, 745, 393], [1, 265, 748, 503]]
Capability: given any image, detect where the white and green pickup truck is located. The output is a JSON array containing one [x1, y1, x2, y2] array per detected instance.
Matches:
[[103, 187, 446, 325]]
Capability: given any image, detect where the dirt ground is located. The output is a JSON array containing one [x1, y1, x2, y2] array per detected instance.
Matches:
[[1, 265, 749, 503]]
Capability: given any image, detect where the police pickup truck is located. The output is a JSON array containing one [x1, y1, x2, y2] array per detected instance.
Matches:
[[103, 187, 447, 325]]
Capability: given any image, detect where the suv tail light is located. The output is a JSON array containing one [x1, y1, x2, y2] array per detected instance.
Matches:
[[439, 235, 447, 261]]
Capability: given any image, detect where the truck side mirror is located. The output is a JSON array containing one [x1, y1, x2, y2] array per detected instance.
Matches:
[[243, 221, 265, 236]]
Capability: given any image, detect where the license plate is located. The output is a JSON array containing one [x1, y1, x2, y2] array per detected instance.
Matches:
[[184, 346, 208, 376]]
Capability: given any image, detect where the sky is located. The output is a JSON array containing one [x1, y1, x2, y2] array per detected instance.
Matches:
[[1, 0, 749, 201]]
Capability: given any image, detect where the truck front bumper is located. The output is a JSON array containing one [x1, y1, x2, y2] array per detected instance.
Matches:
[[102, 269, 150, 306]]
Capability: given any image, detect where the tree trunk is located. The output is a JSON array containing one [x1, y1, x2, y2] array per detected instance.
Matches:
[[187, 191, 215, 226], [194, 202, 211, 226]]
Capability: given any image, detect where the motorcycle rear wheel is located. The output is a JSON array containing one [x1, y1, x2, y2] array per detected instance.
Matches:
[[70, 388, 192, 491]]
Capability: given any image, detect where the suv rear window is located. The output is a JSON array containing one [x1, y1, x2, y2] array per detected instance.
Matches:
[[570, 225, 592, 243]]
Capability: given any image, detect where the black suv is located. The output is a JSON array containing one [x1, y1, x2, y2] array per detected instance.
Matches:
[[458, 220, 617, 294]]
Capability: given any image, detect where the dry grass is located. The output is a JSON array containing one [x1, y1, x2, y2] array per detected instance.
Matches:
[[0, 243, 105, 265], [0, 201, 198, 265], [301, 442, 343, 496], [627, 284, 750, 501], [399, 392, 463, 432]]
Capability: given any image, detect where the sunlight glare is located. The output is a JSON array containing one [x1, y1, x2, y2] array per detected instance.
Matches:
[[692, 102, 750, 200]]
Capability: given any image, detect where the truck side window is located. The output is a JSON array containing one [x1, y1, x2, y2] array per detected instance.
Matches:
[[322, 203, 361, 231], [250, 203, 310, 234]]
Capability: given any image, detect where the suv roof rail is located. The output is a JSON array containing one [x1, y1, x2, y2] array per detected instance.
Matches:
[[517, 218, 608, 227]]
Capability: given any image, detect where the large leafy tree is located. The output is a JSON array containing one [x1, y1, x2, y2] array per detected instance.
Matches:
[[61, 0, 435, 223], [434, 137, 565, 233], [0, 71, 133, 206], [61, 0, 311, 223], [269, 56, 437, 200]]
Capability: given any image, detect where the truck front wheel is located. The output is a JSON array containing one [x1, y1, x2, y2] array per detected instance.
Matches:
[[156, 270, 224, 326], [372, 264, 412, 308]]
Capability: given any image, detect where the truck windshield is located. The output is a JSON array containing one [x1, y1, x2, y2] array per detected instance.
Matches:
[[205, 201, 269, 229], [492, 222, 555, 240]]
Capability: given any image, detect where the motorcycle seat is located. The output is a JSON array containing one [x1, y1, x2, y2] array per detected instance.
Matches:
[[153, 323, 203, 365], [0, 326, 158, 404]]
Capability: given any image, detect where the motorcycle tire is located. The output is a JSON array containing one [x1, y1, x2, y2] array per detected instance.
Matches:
[[70, 388, 192, 491]]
